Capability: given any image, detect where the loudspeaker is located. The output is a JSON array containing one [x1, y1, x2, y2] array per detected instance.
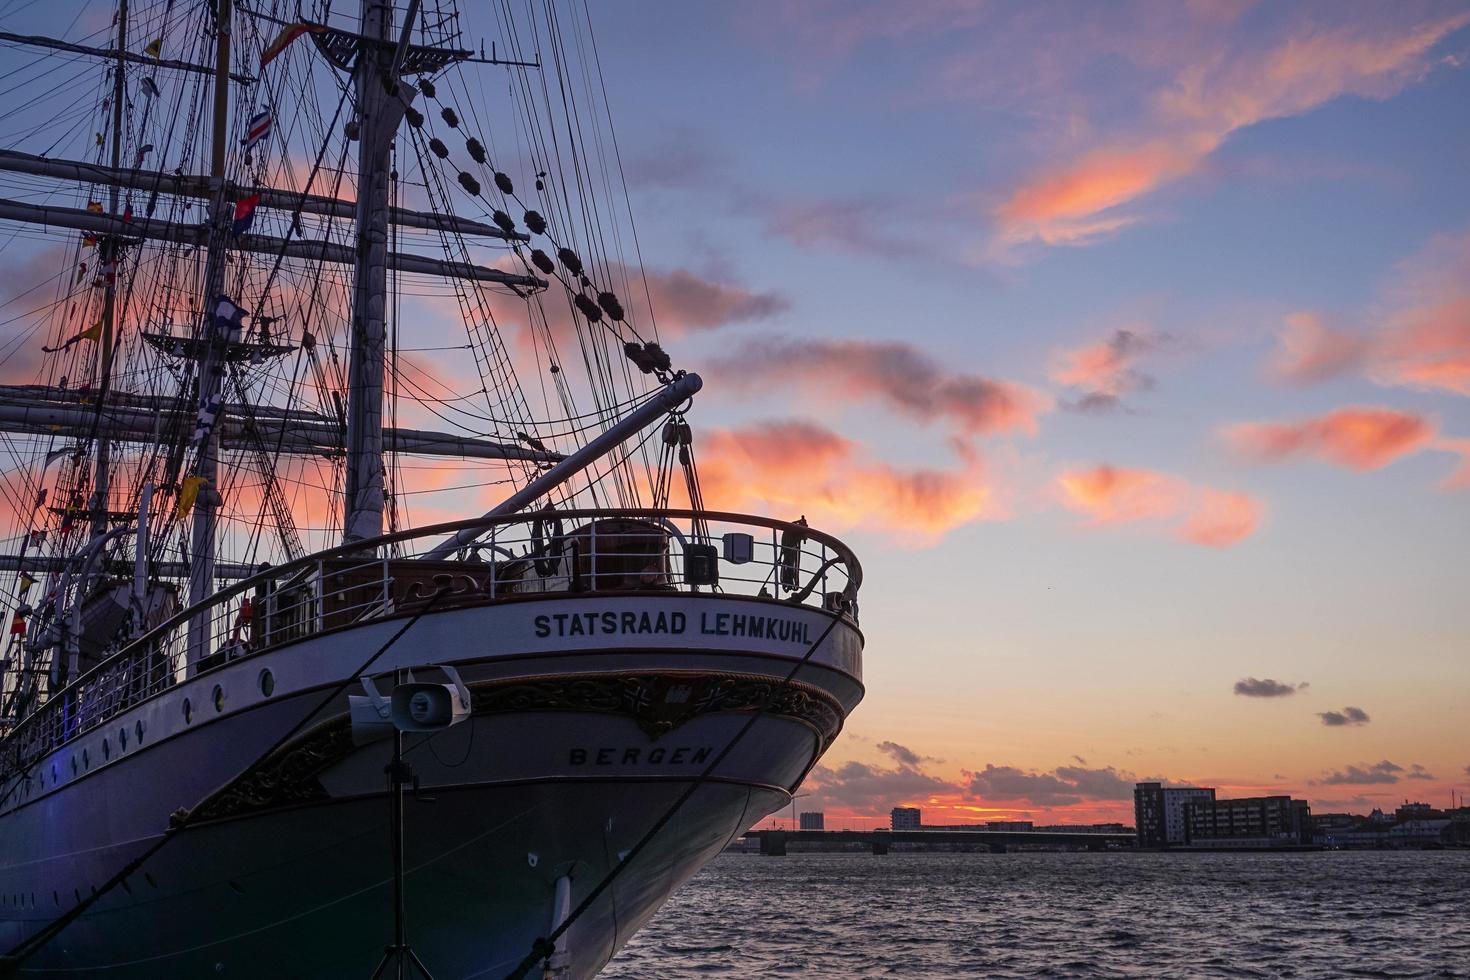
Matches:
[[389, 665, 471, 732]]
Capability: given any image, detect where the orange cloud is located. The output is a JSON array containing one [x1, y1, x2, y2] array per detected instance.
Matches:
[[712, 336, 1050, 437], [1057, 465, 1189, 525], [997, 140, 1206, 246], [1056, 464, 1262, 547], [691, 418, 1001, 543], [995, 11, 1470, 249], [1227, 406, 1435, 471], [1269, 312, 1371, 385]]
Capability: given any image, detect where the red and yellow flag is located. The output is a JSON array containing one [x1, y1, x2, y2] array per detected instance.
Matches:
[[260, 22, 325, 68]]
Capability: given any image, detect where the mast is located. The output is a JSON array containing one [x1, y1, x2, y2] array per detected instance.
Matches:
[[342, 0, 404, 545], [90, 0, 126, 539], [185, 0, 232, 665]]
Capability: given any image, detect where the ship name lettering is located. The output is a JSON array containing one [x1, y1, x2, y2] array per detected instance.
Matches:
[[567, 746, 713, 766], [699, 612, 809, 645], [533, 610, 687, 638]]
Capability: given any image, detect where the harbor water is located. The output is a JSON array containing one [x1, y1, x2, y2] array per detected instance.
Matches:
[[602, 850, 1470, 978]]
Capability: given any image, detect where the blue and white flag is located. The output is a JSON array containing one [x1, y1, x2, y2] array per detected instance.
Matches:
[[242, 109, 272, 151], [213, 295, 246, 343]]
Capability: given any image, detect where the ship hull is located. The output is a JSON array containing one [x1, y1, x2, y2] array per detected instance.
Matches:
[[0, 594, 863, 977]]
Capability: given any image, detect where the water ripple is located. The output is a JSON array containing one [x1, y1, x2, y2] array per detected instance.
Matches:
[[603, 850, 1470, 978]]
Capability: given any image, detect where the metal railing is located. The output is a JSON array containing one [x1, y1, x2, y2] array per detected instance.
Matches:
[[2, 510, 861, 773]]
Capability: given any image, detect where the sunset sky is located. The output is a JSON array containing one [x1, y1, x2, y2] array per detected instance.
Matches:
[[582, 0, 1470, 826], [2, 0, 1467, 828]]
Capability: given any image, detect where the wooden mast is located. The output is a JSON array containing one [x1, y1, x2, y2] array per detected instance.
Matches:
[[184, 0, 233, 667], [89, 0, 127, 539], [342, 0, 406, 545]]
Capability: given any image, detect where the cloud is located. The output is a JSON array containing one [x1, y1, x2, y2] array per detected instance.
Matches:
[[799, 759, 962, 814], [993, 9, 1470, 250], [1319, 706, 1371, 727], [1267, 230, 1470, 396], [1233, 677, 1307, 698], [1372, 230, 1470, 396], [1437, 439, 1470, 490], [1225, 407, 1435, 471], [1055, 464, 1262, 547], [1057, 465, 1188, 525], [1177, 489, 1263, 548], [966, 763, 1137, 808], [1406, 764, 1436, 781], [711, 336, 1050, 437], [1320, 760, 1401, 785], [876, 741, 927, 768], [1269, 313, 1372, 384], [693, 418, 1002, 542], [1050, 328, 1171, 413], [624, 126, 724, 190], [752, 195, 934, 259], [997, 141, 1202, 248]]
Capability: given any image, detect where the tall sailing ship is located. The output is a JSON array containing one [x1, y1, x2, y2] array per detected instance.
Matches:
[[0, 1, 865, 976]]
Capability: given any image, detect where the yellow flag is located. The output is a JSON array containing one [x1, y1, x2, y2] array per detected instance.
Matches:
[[17, 572, 36, 591], [86, 200, 104, 213], [176, 476, 208, 519], [143, 38, 162, 59], [80, 319, 103, 342]]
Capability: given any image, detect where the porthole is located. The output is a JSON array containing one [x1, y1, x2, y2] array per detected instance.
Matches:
[[135, 719, 145, 743], [70, 757, 77, 776], [82, 749, 89, 769], [102, 739, 110, 761], [119, 727, 128, 750], [182, 698, 193, 724], [212, 684, 225, 713], [258, 669, 275, 698], [51, 764, 57, 783]]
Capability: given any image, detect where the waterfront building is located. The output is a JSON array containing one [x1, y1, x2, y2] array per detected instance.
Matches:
[[987, 820, 1033, 831], [799, 811, 825, 830], [1134, 782, 1216, 847], [1394, 802, 1440, 821], [1035, 822, 1128, 834], [1182, 795, 1312, 846], [891, 807, 922, 830]]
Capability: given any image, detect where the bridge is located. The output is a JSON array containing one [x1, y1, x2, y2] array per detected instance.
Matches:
[[742, 828, 1136, 855]]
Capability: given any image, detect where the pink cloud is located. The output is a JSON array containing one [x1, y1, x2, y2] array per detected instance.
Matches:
[[1438, 438, 1470, 491], [711, 335, 1050, 438], [693, 418, 1001, 543], [1270, 312, 1372, 384], [1177, 489, 1264, 548], [1055, 464, 1262, 547], [1268, 230, 1470, 394], [1057, 465, 1190, 525], [1373, 230, 1470, 395], [1226, 406, 1435, 471], [994, 9, 1470, 249], [997, 140, 1207, 247]]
